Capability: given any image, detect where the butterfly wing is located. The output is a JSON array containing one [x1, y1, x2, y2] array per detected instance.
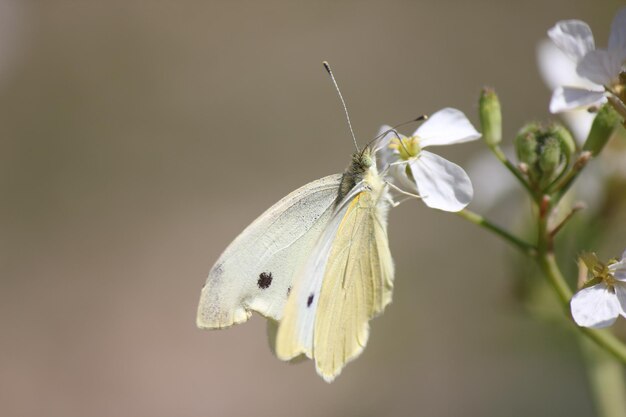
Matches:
[[314, 187, 393, 381], [276, 171, 394, 382], [197, 174, 342, 329]]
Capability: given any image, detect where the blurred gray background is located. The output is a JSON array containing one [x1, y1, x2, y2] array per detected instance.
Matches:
[[0, 1, 623, 416]]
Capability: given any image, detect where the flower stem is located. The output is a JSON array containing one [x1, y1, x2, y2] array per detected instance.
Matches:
[[488, 145, 534, 194], [456, 209, 536, 256], [550, 151, 592, 201]]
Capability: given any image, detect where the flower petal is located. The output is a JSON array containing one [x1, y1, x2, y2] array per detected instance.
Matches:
[[415, 108, 481, 147], [577, 49, 624, 86], [616, 283, 626, 317], [377, 124, 406, 143], [548, 20, 595, 62], [375, 124, 405, 170], [549, 86, 606, 113], [570, 283, 620, 328], [611, 259, 626, 281], [536, 39, 601, 91], [536, 40, 598, 142], [559, 110, 595, 145], [609, 7, 626, 58], [408, 151, 473, 212], [465, 147, 518, 211]]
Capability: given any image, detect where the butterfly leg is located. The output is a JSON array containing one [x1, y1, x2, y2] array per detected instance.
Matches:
[[385, 181, 425, 207]]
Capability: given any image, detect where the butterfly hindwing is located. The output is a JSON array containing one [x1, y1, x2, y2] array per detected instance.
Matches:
[[196, 174, 342, 329], [276, 160, 394, 381], [314, 187, 393, 381]]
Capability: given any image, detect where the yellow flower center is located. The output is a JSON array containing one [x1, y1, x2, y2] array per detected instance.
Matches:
[[579, 252, 622, 292], [585, 254, 618, 291], [389, 135, 421, 160]]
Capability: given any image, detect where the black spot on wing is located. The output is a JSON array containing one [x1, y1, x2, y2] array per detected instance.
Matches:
[[307, 293, 314, 307], [257, 272, 273, 289], [286, 286, 292, 296]]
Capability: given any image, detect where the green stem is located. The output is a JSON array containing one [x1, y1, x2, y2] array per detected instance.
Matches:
[[457, 209, 536, 256], [550, 152, 592, 200], [488, 145, 534, 195]]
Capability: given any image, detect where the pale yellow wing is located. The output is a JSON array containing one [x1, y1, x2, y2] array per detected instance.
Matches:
[[312, 190, 394, 381]]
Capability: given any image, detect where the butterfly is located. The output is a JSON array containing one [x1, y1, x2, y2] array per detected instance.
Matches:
[[197, 62, 407, 382]]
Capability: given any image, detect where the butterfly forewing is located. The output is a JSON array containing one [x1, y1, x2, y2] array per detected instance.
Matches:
[[197, 174, 342, 329]]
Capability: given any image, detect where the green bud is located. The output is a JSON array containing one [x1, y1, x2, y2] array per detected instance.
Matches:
[[515, 122, 569, 188], [515, 123, 539, 167], [538, 136, 562, 185], [583, 104, 620, 156], [549, 123, 576, 160], [479, 87, 502, 147]]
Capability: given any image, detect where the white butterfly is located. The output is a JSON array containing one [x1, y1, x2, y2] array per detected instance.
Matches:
[[197, 142, 395, 382], [197, 62, 401, 382]]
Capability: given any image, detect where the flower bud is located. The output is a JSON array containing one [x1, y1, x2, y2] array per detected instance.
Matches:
[[549, 123, 576, 160], [515, 122, 567, 188], [583, 104, 621, 156], [514, 123, 539, 167], [538, 136, 562, 185], [479, 87, 502, 147]]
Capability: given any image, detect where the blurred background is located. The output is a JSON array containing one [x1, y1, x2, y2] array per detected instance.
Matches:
[[1, 1, 624, 416]]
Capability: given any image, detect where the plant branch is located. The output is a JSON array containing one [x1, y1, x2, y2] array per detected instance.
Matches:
[[488, 145, 534, 195], [457, 209, 536, 256]]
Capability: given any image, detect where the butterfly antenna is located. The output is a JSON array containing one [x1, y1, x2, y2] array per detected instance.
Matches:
[[368, 114, 429, 149], [323, 61, 359, 152]]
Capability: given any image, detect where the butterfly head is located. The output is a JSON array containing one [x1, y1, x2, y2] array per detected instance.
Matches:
[[337, 146, 378, 202]]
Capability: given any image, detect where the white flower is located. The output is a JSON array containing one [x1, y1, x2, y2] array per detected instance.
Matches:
[[537, 39, 595, 142], [570, 250, 626, 328], [547, 8, 626, 114], [377, 108, 481, 212]]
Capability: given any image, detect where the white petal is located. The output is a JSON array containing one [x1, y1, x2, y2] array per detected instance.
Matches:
[[611, 259, 626, 281], [377, 124, 406, 143], [609, 7, 626, 58], [387, 162, 417, 192], [536, 39, 600, 91], [616, 283, 626, 317], [408, 151, 473, 212], [464, 147, 518, 211], [577, 49, 624, 86], [570, 283, 620, 328], [559, 110, 595, 144], [548, 20, 595, 62], [415, 108, 481, 148], [374, 124, 404, 170], [549, 86, 606, 113], [535, 40, 598, 142]]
